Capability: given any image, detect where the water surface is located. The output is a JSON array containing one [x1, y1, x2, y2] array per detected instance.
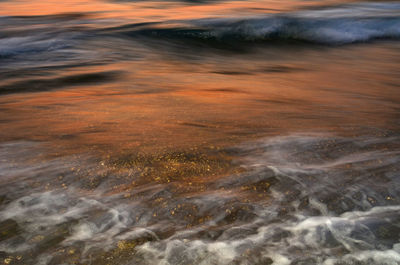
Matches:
[[0, 0, 400, 264]]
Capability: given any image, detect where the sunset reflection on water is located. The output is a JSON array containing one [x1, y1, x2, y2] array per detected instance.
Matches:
[[0, 0, 400, 264], [1, 44, 399, 156]]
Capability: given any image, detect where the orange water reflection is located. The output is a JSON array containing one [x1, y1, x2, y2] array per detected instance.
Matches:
[[1, 42, 399, 157], [0, 0, 363, 21]]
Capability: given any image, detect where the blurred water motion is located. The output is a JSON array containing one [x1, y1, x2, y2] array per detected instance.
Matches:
[[0, 0, 400, 264]]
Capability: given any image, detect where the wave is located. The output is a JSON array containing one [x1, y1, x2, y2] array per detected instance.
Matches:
[[0, 15, 88, 58], [114, 2, 400, 45], [1, 2, 399, 62]]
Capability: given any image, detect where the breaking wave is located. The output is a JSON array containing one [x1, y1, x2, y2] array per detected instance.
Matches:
[[1, 2, 400, 64], [115, 2, 400, 45]]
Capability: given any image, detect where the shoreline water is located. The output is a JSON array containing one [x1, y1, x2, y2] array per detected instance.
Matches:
[[1, 0, 400, 264], [1, 132, 400, 264]]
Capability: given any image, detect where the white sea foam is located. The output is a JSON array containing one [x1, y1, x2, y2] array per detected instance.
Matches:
[[184, 2, 400, 44], [0, 134, 399, 264]]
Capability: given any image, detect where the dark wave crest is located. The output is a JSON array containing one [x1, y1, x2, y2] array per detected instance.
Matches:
[[110, 2, 400, 45]]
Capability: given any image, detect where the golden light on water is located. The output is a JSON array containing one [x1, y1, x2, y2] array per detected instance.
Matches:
[[0, 0, 400, 264]]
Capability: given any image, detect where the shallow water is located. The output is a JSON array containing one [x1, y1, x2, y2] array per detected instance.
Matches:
[[0, 0, 400, 264]]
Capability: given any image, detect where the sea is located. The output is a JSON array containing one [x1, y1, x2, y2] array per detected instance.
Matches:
[[0, 0, 400, 264]]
